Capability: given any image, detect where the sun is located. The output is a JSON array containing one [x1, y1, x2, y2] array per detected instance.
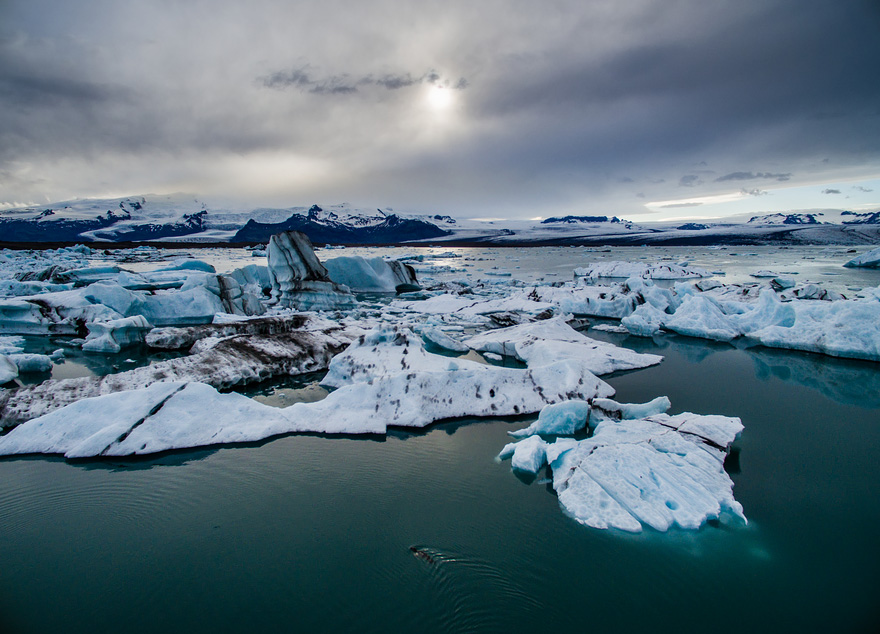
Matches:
[[426, 85, 453, 110]]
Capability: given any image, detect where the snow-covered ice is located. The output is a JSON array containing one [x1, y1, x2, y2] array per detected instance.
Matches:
[[499, 398, 744, 532]]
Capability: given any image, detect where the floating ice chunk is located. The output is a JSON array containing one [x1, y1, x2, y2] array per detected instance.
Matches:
[[464, 316, 662, 375], [663, 294, 740, 341], [153, 259, 216, 274], [420, 326, 469, 352], [499, 399, 744, 532], [501, 435, 550, 472], [621, 303, 668, 337], [7, 353, 53, 373], [55, 266, 123, 285], [0, 336, 25, 354], [324, 256, 420, 293], [82, 315, 153, 353], [0, 354, 615, 457], [508, 400, 591, 438], [574, 261, 710, 280], [747, 297, 880, 360], [843, 246, 880, 269], [591, 396, 671, 422], [0, 280, 73, 297], [395, 290, 553, 317], [0, 354, 18, 383], [590, 323, 629, 334], [750, 270, 778, 278], [267, 231, 355, 310], [321, 326, 463, 388]]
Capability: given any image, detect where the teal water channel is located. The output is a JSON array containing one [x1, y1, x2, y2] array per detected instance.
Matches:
[[1, 328, 878, 633]]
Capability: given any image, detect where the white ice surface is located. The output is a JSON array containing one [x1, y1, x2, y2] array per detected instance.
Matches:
[[463, 316, 662, 375], [0, 355, 615, 457], [500, 400, 745, 532]]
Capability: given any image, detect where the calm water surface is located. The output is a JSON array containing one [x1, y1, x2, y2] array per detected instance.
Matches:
[[1, 333, 878, 633], [1, 246, 878, 632]]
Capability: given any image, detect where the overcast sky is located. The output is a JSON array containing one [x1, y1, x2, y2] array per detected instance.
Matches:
[[2, 0, 879, 219]]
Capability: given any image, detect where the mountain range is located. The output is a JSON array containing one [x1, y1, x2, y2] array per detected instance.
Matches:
[[1, 195, 879, 246]]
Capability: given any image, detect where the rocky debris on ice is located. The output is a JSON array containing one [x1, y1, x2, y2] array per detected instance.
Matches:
[[267, 231, 356, 310], [0, 343, 616, 457], [394, 289, 553, 319], [574, 261, 711, 280], [498, 397, 744, 532], [145, 314, 331, 350], [843, 246, 880, 269], [462, 316, 663, 375], [324, 256, 420, 293], [0, 321, 351, 428]]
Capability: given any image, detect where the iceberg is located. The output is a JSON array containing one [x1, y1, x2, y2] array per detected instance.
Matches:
[[574, 261, 710, 280], [507, 400, 592, 438], [7, 353, 53, 373], [82, 315, 153, 353], [463, 316, 663, 375], [499, 398, 744, 532], [0, 353, 615, 457], [324, 256, 420, 293], [843, 246, 880, 269], [267, 231, 356, 310]]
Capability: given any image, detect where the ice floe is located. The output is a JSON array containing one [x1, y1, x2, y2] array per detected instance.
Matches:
[[0, 345, 615, 457], [499, 397, 744, 532], [463, 316, 662, 374]]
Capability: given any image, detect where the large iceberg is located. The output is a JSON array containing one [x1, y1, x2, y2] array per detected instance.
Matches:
[[267, 231, 356, 310], [0, 352, 615, 457]]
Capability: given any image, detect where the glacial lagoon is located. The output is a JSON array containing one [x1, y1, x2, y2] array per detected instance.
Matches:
[[1, 245, 879, 632]]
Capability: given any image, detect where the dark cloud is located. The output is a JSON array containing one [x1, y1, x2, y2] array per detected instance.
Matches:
[[261, 67, 358, 94], [261, 66, 465, 95], [822, 188, 841, 194], [741, 188, 768, 196], [716, 171, 792, 182], [853, 185, 873, 192], [0, 0, 878, 217]]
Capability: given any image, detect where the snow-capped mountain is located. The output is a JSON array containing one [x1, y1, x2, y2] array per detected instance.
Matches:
[[1, 194, 878, 246]]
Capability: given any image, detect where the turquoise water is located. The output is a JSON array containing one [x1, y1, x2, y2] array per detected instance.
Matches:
[[1, 331, 878, 633]]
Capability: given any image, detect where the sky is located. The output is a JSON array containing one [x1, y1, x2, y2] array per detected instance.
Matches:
[[1, 0, 879, 221]]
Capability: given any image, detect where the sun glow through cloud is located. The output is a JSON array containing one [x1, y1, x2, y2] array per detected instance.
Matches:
[[426, 85, 453, 110]]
